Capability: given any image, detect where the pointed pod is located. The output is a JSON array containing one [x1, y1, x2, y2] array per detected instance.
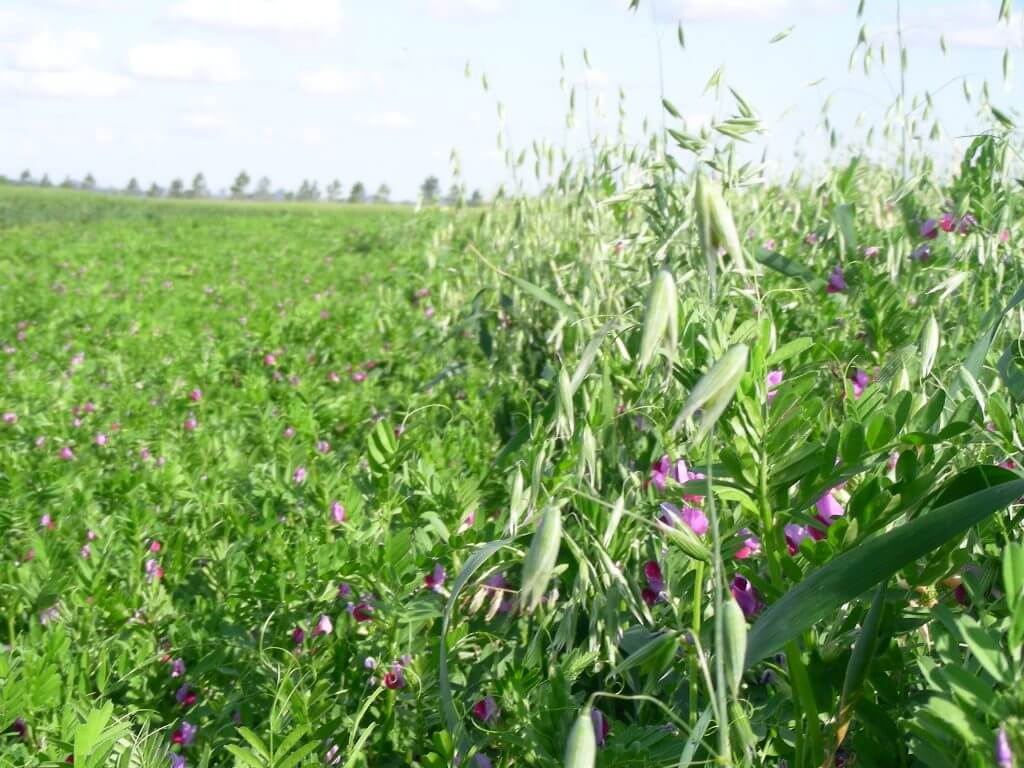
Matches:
[[657, 520, 712, 561], [563, 707, 597, 768], [674, 344, 750, 442], [520, 505, 562, 612], [638, 269, 678, 370], [920, 312, 939, 379], [723, 597, 748, 697]]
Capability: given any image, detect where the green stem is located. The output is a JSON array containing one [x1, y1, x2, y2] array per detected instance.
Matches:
[[689, 560, 705, 727], [785, 641, 822, 768], [707, 431, 731, 763]]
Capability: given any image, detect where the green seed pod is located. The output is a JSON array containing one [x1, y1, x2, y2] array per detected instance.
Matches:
[[723, 598, 748, 696], [657, 519, 711, 562], [521, 505, 562, 612], [920, 312, 939, 379], [563, 707, 597, 768], [705, 180, 746, 272], [674, 344, 749, 441], [557, 367, 575, 438], [638, 269, 678, 370]]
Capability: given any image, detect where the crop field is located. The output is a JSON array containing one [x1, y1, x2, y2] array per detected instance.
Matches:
[[4, 16, 1024, 768]]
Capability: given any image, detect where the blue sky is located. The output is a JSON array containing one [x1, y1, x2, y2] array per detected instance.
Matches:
[[0, 0, 1021, 199]]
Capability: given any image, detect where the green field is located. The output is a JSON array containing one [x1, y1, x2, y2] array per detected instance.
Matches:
[[2, 131, 1024, 768]]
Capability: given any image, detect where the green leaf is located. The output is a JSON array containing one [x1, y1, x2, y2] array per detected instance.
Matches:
[[959, 616, 1012, 685], [225, 745, 267, 768], [745, 474, 1024, 666], [506, 272, 578, 320]]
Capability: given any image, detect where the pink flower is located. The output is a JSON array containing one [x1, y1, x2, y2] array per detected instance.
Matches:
[[183, 417, 197, 431], [424, 563, 446, 592], [35, 436, 46, 447], [40, 513, 54, 529], [382, 663, 406, 689], [766, 369, 784, 402], [785, 523, 809, 555], [826, 265, 847, 294], [171, 721, 197, 746], [293, 466, 307, 485], [292, 627, 305, 646], [145, 558, 164, 582], [320, 310, 330, 320], [863, 245, 880, 258], [2, 412, 16, 424], [175, 685, 197, 707], [763, 238, 776, 250], [150, 540, 162, 552], [920, 218, 939, 239], [730, 575, 761, 618], [59, 446, 74, 461], [734, 528, 761, 560], [810, 492, 844, 540], [263, 353, 276, 366], [86, 529, 97, 541], [939, 212, 955, 233], [330, 501, 346, 523], [80, 544, 90, 559], [316, 440, 330, 454], [472, 696, 500, 722], [94, 433, 107, 446], [957, 214, 977, 234], [327, 371, 340, 383], [352, 371, 366, 383], [283, 426, 295, 439], [347, 601, 374, 622], [649, 454, 671, 492], [171, 658, 186, 678], [642, 560, 665, 605], [660, 502, 708, 536], [424, 306, 435, 319], [1000, 229, 1010, 243], [591, 708, 610, 747], [189, 388, 202, 401], [84, 402, 95, 414], [314, 614, 333, 636], [849, 369, 870, 399]]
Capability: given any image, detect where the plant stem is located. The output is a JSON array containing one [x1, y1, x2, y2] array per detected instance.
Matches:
[[689, 559, 705, 727], [707, 430, 731, 763]]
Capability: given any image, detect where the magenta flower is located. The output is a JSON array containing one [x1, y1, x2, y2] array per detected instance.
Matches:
[[171, 658, 186, 678], [95, 433, 107, 446], [327, 371, 340, 383], [189, 388, 202, 401], [330, 501, 346, 524], [352, 371, 366, 383], [424, 563, 447, 592], [150, 540, 162, 552], [292, 626, 305, 646], [283, 426, 295, 439], [145, 558, 164, 582], [383, 663, 406, 689], [672, 459, 706, 502], [785, 523, 809, 555], [591, 708, 610, 747], [641, 560, 666, 606], [263, 353, 276, 366], [171, 721, 197, 746], [920, 218, 939, 239], [863, 245, 880, 258], [810, 492, 844, 540], [458, 511, 475, 533], [939, 212, 955, 233], [293, 466, 307, 485], [59, 446, 74, 461], [997, 726, 1013, 768], [316, 440, 330, 454], [80, 544, 91, 559], [734, 528, 761, 560], [1000, 229, 1010, 243], [347, 601, 374, 622], [472, 696, 500, 722], [826, 265, 847, 294], [849, 368, 870, 399], [730, 575, 761, 618], [766, 369, 784, 402], [183, 417, 197, 431], [660, 501, 708, 536], [40, 513, 53, 529], [175, 684, 196, 706], [2, 411, 16, 424], [649, 455, 671, 492], [314, 614, 333, 636], [957, 213, 977, 235]]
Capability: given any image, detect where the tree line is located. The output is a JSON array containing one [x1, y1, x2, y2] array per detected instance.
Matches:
[[4, 170, 486, 206]]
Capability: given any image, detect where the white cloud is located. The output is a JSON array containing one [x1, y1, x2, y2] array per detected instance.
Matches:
[[653, 0, 837, 22], [298, 67, 367, 95], [8, 29, 101, 71], [302, 126, 324, 144], [128, 41, 242, 82], [423, 0, 503, 21], [170, 0, 344, 34], [878, 3, 1024, 50], [0, 67, 132, 96], [359, 111, 411, 128]]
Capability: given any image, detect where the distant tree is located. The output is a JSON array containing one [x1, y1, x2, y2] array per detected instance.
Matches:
[[373, 183, 391, 204], [82, 173, 96, 190], [19, 170, 31, 184], [190, 173, 208, 198], [125, 178, 141, 196], [168, 178, 185, 198], [284, 191, 295, 202], [255, 176, 272, 200], [39, 174, 52, 188], [420, 175, 439, 204], [147, 182, 163, 198], [326, 179, 343, 202], [60, 176, 75, 189], [297, 179, 319, 201], [469, 188, 484, 206], [230, 170, 251, 199], [348, 181, 366, 204]]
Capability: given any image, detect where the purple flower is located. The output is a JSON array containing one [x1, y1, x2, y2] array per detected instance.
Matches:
[[324, 743, 341, 766], [863, 245, 880, 258], [283, 426, 295, 439], [472, 696, 500, 722], [660, 501, 708, 536], [766, 369, 784, 402], [59, 446, 74, 461], [11, 717, 26, 740], [2, 412, 16, 424], [997, 725, 1013, 768], [810, 492, 844, 540], [939, 212, 955, 233], [424, 563, 446, 592], [734, 528, 761, 560], [293, 466, 307, 485], [338, 582, 352, 599], [316, 440, 330, 454], [364, 656, 377, 669], [170, 755, 186, 768], [145, 558, 164, 582], [957, 213, 977, 235], [730, 575, 761, 618], [920, 218, 939, 239], [383, 663, 405, 689], [649, 454, 671, 492], [171, 658, 186, 678], [826, 265, 847, 294], [642, 560, 665, 605], [804, 232, 819, 246], [911, 244, 932, 262], [591, 708, 610, 747], [292, 627, 305, 646], [850, 369, 870, 399], [171, 720, 197, 746], [40, 605, 60, 625], [785, 523, 809, 555], [330, 501, 346, 524]]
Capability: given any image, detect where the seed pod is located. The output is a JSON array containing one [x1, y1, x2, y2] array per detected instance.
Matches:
[[508, 467, 526, 535], [674, 344, 749, 441], [705, 180, 746, 272], [695, 174, 717, 282], [520, 505, 562, 612], [638, 269, 678, 370], [920, 312, 939, 379], [657, 519, 711, 562], [557, 367, 575, 437], [723, 597, 748, 696], [563, 707, 597, 768]]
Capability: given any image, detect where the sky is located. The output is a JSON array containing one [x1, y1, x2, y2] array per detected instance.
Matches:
[[0, 0, 1021, 199]]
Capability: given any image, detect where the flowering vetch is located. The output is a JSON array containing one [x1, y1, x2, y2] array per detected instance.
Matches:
[[730, 575, 761, 619], [826, 265, 847, 294], [660, 501, 708, 537], [424, 563, 446, 592], [472, 696, 500, 722]]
